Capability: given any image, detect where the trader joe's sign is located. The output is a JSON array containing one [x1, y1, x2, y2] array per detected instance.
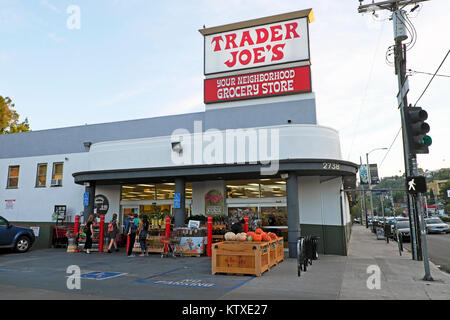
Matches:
[[203, 17, 310, 75], [204, 66, 311, 103], [205, 190, 223, 215]]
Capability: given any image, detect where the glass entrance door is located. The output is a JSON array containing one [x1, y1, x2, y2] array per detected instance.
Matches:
[[120, 206, 139, 230], [260, 205, 288, 247]]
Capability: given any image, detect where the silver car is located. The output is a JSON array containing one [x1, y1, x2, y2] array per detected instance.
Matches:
[[425, 218, 450, 234]]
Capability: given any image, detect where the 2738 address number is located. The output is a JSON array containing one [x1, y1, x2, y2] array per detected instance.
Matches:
[[322, 162, 340, 170]]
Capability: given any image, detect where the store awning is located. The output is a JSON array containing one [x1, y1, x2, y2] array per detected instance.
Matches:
[[73, 158, 357, 186]]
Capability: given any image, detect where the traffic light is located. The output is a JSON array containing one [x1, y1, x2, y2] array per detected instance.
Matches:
[[404, 106, 432, 154]]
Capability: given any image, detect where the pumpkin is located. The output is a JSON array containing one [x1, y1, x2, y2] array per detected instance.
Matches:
[[268, 232, 278, 240], [255, 228, 263, 235], [253, 234, 262, 242], [247, 235, 253, 242], [262, 233, 271, 242], [224, 232, 237, 241]]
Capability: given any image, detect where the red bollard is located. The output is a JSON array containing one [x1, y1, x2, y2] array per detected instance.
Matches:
[[165, 216, 171, 253], [99, 214, 105, 253], [126, 234, 130, 256], [207, 216, 212, 257], [74, 215, 80, 237], [244, 216, 249, 233]]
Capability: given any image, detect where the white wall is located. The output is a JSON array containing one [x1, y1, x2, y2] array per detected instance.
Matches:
[[86, 124, 342, 172], [0, 153, 88, 222], [298, 176, 344, 226]]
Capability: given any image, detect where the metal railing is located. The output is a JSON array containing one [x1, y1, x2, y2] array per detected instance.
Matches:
[[297, 236, 320, 277]]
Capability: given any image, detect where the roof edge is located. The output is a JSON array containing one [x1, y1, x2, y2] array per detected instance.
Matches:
[[199, 9, 314, 36]]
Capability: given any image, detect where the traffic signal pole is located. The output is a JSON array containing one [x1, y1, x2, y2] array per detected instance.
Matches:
[[395, 40, 420, 261], [358, 0, 433, 280]]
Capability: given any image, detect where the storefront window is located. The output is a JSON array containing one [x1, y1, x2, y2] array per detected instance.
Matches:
[[226, 179, 286, 198], [261, 206, 288, 247], [121, 183, 192, 201], [260, 206, 288, 226], [260, 179, 286, 197], [121, 184, 156, 201], [227, 206, 259, 229], [226, 180, 260, 198], [140, 204, 171, 218]]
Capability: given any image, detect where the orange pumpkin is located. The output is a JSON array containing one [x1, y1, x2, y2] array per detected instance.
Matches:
[[268, 232, 278, 240], [255, 228, 263, 235], [253, 234, 262, 242], [262, 233, 271, 242]]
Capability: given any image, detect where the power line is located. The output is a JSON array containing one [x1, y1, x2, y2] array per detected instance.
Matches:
[[379, 126, 402, 168], [408, 69, 450, 78], [414, 49, 450, 106], [347, 24, 385, 160]]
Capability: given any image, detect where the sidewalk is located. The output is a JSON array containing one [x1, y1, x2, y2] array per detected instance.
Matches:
[[339, 225, 450, 299], [223, 225, 450, 300]]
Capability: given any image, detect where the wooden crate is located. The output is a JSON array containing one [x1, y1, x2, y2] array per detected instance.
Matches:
[[276, 238, 284, 263], [268, 240, 278, 267], [132, 235, 165, 253], [212, 241, 270, 277]]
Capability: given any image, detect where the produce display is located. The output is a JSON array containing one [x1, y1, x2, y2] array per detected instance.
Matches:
[[223, 230, 278, 242]]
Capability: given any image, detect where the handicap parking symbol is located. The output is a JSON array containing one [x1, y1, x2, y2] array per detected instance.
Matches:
[[80, 271, 127, 280]]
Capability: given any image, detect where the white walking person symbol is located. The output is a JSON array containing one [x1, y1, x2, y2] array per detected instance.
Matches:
[[408, 179, 416, 191]]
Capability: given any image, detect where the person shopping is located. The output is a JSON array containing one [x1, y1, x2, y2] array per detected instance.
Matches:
[[125, 213, 138, 257], [84, 215, 95, 254], [107, 213, 120, 253], [138, 215, 149, 256]]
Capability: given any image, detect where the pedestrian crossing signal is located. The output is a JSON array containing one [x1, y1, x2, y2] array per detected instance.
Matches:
[[406, 176, 427, 194]]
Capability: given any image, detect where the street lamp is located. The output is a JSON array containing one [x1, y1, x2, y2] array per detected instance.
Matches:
[[366, 147, 388, 233]]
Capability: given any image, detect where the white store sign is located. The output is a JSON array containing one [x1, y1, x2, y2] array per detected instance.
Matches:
[[204, 17, 310, 75]]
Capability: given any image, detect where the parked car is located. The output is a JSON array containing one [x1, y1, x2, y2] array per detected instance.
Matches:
[[393, 220, 411, 242], [0, 216, 35, 253], [424, 218, 450, 234]]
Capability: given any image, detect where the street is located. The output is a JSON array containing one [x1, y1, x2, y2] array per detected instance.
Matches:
[[404, 232, 450, 273]]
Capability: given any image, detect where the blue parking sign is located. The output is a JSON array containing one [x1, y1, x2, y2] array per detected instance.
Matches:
[[174, 193, 181, 209], [83, 193, 89, 206]]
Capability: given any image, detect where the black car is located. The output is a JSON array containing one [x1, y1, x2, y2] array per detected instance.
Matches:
[[0, 216, 36, 253]]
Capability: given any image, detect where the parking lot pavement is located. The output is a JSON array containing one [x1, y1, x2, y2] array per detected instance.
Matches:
[[0, 249, 256, 300]]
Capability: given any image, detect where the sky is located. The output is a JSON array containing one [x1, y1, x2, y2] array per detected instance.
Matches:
[[1, 0, 449, 178]]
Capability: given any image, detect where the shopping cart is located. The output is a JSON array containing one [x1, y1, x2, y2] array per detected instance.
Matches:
[[52, 225, 74, 248], [159, 235, 180, 258]]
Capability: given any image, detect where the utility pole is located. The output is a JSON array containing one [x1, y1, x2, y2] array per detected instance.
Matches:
[[358, 0, 433, 281], [360, 157, 368, 228]]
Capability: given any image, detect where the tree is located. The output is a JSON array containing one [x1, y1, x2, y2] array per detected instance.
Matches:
[[0, 96, 31, 134], [438, 181, 450, 214]]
